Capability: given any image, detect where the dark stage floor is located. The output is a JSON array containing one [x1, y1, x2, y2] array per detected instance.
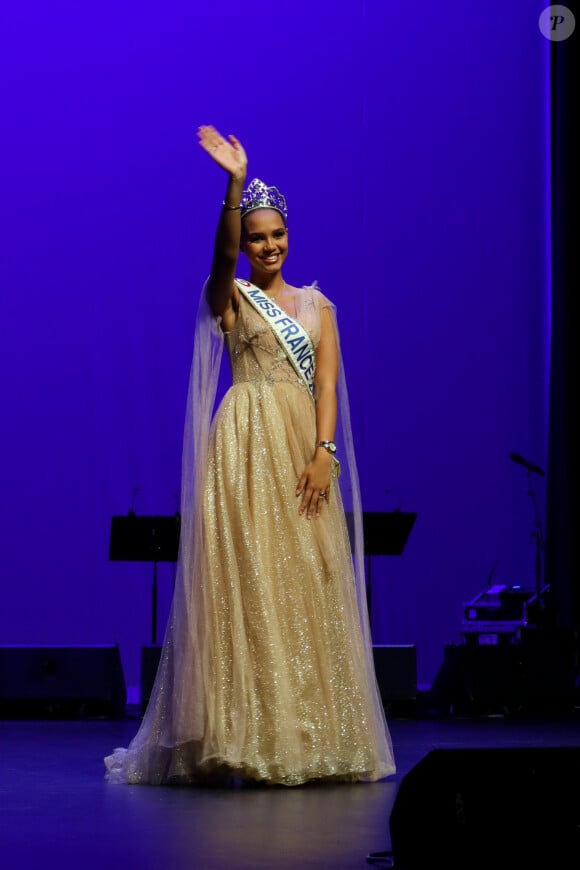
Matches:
[[2, 701, 580, 870]]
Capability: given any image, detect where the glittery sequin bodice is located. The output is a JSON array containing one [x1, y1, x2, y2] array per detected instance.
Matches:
[[225, 293, 316, 396]]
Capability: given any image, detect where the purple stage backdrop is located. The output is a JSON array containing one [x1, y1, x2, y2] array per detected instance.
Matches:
[[0, 2, 551, 694]]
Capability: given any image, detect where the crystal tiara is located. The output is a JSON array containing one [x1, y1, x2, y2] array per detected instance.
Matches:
[[240, 178, 288, 221]]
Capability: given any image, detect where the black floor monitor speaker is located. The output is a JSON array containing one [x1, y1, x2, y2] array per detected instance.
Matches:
[[0, 644, 127, 719], [389, 747, 580, 869]]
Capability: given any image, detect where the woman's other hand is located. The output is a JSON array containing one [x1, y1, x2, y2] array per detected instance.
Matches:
[[296, 454, 332, 519]]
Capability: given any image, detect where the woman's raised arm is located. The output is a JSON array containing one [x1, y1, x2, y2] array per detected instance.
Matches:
[[197, 125, 247, 319]]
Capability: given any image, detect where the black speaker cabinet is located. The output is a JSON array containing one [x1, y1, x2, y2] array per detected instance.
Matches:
[[0, 644, 126, 719], [430, 628, 577, 715], [390, 747, 580, 869], [373, 644, 417, 714], [140, 644, 162, 714]]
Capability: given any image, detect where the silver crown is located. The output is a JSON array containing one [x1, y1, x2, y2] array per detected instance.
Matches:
[[241, 178, 288, 221]]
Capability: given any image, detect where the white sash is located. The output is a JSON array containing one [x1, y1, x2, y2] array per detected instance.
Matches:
[[235, 279, 316, 399]]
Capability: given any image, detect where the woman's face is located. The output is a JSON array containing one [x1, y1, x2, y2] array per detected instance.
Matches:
[[241, 209, 288, 277]]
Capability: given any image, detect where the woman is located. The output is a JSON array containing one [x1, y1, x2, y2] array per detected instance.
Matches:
[[104, 126, 395, 786]]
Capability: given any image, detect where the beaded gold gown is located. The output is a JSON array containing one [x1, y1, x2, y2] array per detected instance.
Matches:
[[104, 283, 395, 786]]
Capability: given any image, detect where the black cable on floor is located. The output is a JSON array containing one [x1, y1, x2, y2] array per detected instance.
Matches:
[[365, 849, 395, 867]]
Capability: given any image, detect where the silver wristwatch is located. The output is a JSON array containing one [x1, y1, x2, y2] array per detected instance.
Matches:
[[317, 440, 337, 455]]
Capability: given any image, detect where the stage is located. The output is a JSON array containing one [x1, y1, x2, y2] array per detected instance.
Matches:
[[2, 702, 580, 868]]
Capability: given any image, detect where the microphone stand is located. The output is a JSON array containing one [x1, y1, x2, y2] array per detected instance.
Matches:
[[526, 469, 546, 616], [509, 452, 547, 618]]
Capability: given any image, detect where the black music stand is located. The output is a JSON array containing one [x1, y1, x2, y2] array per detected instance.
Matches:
[[109, 515, 180, 644], [348, 511, 417, 616]]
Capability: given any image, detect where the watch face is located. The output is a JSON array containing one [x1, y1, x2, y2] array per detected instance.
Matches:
[[322, 441, 336, 453]]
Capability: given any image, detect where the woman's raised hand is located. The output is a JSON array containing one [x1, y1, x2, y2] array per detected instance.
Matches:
[[197, 125, 247, 180]]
